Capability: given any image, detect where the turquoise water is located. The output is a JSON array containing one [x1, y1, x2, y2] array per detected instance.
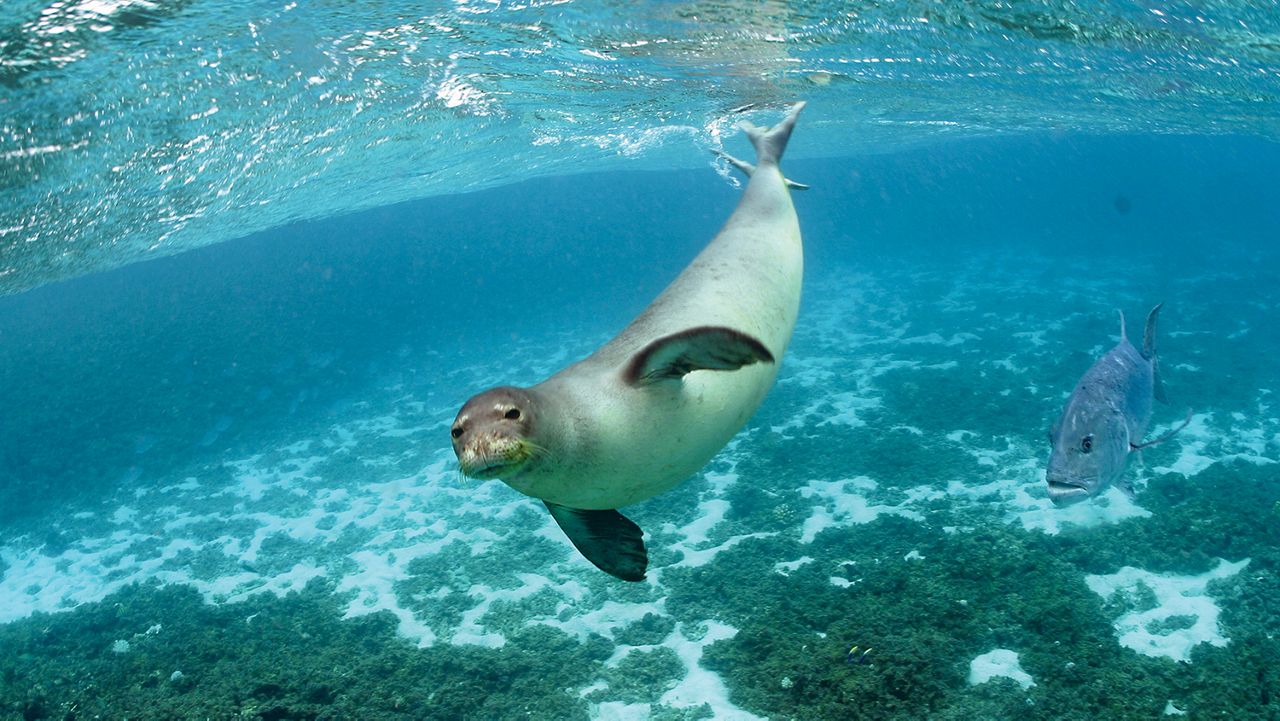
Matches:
[[2, 2, 1279, 719]]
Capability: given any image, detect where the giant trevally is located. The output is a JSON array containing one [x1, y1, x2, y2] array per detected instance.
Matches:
[[1046, 303, 1191, 506]]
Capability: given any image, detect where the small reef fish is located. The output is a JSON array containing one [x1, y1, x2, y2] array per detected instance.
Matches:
[[846, 645, 873, 665], [1046, 303, 1191, 506]]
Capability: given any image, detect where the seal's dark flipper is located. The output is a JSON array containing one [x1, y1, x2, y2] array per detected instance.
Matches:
[[544, 502, 648, 582], [625, 326, 774, 386]]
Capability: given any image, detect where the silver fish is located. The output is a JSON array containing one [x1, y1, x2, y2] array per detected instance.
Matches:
[[1046, 304, 1191, 506]]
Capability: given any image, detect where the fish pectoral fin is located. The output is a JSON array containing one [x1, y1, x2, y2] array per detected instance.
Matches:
[[1116, 478, 1138, 499], [544, 502, 648, 582], [1131, 409, 1193, 450], [624, 326, 774, 386]]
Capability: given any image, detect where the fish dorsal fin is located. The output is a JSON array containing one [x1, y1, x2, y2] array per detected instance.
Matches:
[[1142, 302, 1163, 360], [1117, 309, 1127, 344], [543, 502, 647, 582], [624, 326, 774, 386], [1143, 303, 1166, 401], [1131, 409, 1193, 450]]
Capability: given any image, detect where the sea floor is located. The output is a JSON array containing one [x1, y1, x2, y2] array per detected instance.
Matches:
[[1, 252, 1277, 720]]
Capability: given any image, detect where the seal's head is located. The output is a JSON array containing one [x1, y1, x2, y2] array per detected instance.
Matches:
[[451, 386, 542, 479]]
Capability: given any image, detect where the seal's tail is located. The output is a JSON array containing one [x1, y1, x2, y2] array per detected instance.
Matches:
[[739, 101, 805, 167], [711, 148, 809, 190]]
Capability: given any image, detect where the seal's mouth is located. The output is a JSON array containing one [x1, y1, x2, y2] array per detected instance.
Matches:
[[1046, 479, 1092, 507], [457, 438, 537, 479], [463, 458, 523, 479]]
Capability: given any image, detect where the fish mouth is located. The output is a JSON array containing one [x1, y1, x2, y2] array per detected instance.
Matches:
[[1046, 479, 1091, 507]]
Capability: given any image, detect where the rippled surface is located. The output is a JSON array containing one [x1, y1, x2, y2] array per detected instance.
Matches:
[[2, 0, 1278, 294]]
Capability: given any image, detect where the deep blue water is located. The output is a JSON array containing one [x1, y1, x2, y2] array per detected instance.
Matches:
[[4, 133, 1276, 530]]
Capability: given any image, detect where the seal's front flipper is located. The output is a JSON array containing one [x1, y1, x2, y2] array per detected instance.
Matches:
[[624, 326, 774, 386], [544, 502, 648, 582]]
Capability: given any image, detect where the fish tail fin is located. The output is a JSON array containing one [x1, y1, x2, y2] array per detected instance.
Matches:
[[1143, 302, 1166, 402], [738, 101, 805, 168]]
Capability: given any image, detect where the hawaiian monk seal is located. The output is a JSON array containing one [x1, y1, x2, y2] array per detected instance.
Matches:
[[1046, 303, 1192, 506], [450, 103, 807, 581]]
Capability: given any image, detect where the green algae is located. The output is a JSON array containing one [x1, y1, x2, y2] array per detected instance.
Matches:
[[479, 587, 563, 637], [1101, 580, 1160, 618], [589, 647, 684, 704], [0, 579, 611, 721], [614, 613, 677, 647], [1145, 614, 1197, 635]]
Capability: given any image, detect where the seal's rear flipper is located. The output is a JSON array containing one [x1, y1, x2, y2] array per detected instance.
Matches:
[[544, 502, 648, 582], [711, 149, 809, 190], [624, 326, 774, 386], [738, 101, 805, 167]]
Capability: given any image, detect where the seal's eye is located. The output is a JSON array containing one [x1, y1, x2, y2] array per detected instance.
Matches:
[[1080, 435, 1093, 454], [505, 408, 521, 420], [451, 427, 463, 439]]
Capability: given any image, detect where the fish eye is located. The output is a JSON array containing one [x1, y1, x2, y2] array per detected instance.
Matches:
[[451, 427, 463, 439], [1080, 435, 1093, 453], [505, 408, 521, 420]]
